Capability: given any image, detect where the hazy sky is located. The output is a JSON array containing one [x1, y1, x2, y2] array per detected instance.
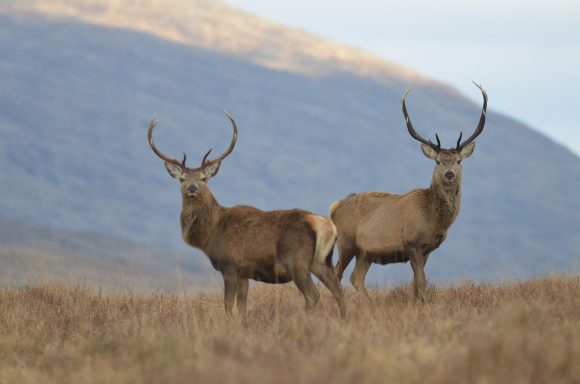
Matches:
[[224, 0, 580, 156]]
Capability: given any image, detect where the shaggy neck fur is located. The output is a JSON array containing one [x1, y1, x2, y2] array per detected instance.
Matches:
[[180, 191, 224, 252], [427, 174, 462, 230]]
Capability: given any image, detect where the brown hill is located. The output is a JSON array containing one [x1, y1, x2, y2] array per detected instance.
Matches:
[[0, 0, 578, 286], [1, 0, 427, 84]]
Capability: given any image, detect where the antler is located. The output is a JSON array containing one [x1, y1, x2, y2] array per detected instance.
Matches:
[[148, 117, 187, 168], [456, 82, 488, 150], [148, 112, 238, 170], [402, 88, 441, 151], [200, 111, 238, 168]]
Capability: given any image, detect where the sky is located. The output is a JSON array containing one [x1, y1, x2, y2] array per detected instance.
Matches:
[[223, 0, 580, 156]]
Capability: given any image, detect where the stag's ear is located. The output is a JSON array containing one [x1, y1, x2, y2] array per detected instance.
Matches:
[[203, 161, 221, 179], [421, 144, 438, 160], [459, 142, 476, 160], [164, 162, 183, 179]]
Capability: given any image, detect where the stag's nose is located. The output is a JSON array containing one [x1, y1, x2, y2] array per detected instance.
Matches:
[[187, 185, 198, 196], [444, 170, 455, 181]]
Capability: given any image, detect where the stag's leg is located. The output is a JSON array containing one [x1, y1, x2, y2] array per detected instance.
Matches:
[[335, 242, 355, 281], [236, 278, 249, 315], [422, 252, 431, 268], [278, 223, 321, 313], [409, 247, 427, 303], [350, 253, 372, 301], [292, 269, 320, 313], [311, 261, 347, 318], [222, 270, 240, 316]]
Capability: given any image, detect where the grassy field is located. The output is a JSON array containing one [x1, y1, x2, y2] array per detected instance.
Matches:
[[0, 276, 579, 384]]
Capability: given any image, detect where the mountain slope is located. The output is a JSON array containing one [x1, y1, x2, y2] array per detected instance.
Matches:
[[0, 2, 579, 284], [0, 0, 425, 85], [0, 217, 212, 290]]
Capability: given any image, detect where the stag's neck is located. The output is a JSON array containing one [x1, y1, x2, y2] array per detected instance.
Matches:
[[180, 193, 224, 252], [426, 176, 462, 230]]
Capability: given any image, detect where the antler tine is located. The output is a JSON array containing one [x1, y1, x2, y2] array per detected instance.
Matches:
[[402, 88, 440, 150], [148, 117, 187, 167], [202, 111, 238, 166], [457, 82, 488, 150], [456, 131, 463, 149], [434, 133, 441, 150], [200, 148, 213, 167]]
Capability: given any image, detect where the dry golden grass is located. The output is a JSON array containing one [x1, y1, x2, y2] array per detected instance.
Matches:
[[1, 276, 579, 384]]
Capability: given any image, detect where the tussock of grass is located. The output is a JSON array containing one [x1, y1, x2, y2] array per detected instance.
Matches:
[[1, 276, 579, 383]]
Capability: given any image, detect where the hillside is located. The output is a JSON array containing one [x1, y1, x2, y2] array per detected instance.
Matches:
[[1, 277, 579, 383], [0, 0, 424, 84], [0, 217, 212, 291], [0, 0, 579, 285]]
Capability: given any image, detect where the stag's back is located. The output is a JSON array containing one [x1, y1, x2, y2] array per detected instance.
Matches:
[[330, 192, 400, 247], [208, 207, 335, 269]]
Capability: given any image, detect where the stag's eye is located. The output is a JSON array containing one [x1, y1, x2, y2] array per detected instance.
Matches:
[[458, 160, 461, 164], [200, 175, 207, 182], [179, 177, 186, 183], [436, 161, 441, 165]]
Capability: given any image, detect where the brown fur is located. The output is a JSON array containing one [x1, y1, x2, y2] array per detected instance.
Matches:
[[331, 147, 474, 302], [150, 115, 345, 317], [332, 83, 486, 301], [179, 172, 345, 317]]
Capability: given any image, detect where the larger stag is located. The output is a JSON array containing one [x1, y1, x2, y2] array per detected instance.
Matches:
[[331, 83, 487, 301], [148, 113, 346, 317]]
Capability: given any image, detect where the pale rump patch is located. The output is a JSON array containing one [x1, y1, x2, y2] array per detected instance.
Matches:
[[305, 215, 337, 265], [329, 200, 341, 218]]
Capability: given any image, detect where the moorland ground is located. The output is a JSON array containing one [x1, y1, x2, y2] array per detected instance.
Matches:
[[1, 276, 579, 383]]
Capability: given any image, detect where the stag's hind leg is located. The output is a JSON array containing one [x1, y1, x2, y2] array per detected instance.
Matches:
[[292, 270, 320, 313], [278, 224, 321, 313], [350, 253, 372, 301], [311, 260, 346, 318]]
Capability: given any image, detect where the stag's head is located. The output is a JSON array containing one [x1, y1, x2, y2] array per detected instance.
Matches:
[[402, 82, 487, 188], [148, 112, 238, 201]]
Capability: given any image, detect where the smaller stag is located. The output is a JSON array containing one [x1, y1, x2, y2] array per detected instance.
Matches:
[[148, 113, 345, 317], [331, 83, 487, 301]]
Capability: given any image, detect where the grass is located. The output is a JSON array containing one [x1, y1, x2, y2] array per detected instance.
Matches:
[[0, 276, 579, 383]]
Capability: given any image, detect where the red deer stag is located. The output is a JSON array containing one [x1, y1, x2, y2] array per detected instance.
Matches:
[[331, 83, 487, 302], [148, 113, 346, 317]]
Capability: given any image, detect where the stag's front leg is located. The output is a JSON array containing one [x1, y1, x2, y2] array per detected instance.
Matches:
[[350, 253, 372, 301], [222, 270, 240, 316], [409, 247, 427, 302], [236, 278, 249, 315]]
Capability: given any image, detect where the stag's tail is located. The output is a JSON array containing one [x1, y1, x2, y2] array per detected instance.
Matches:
[[329, 193, 358, 221], [306, 215, 337, 266], [329, 200, 341, 220]]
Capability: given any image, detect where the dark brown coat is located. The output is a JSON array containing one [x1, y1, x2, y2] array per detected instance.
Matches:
[[149, 113, 345, 316]]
